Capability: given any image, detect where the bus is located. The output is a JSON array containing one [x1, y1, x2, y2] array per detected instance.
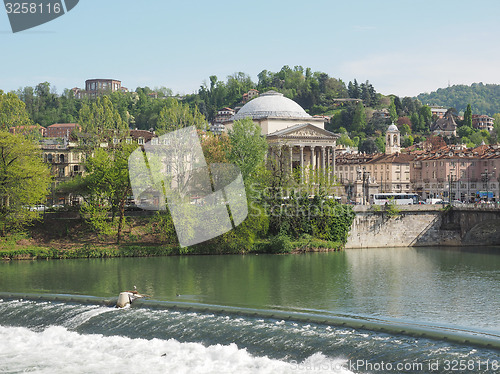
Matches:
[[371, 193, 419, 205]]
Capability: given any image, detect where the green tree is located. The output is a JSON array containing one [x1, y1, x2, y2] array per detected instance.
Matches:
[[80, 144, 137, 243], [358, 138, 378, 154], [388, 99, 398, 123], [463, 104, 473, 128], [0, 131, 51, 235], [402, 135, 414, 148], [351, 102, 367, 132], [457, 125, 474, 139], [0, 90, 32, 130], [156, 99, 207, 135], [492, 113, 500, 140], [375, 135, 386, 153], [228, 118, 268, 183], [78, 96, 127, 136]]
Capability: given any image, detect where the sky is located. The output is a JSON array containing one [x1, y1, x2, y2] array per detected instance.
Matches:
[[1, 0, 500, 98]]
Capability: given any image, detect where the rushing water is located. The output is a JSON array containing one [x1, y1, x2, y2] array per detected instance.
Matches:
[[0, 247, 499, 373]]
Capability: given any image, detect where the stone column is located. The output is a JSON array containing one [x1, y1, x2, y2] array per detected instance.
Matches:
[[300, 146, 304, 184], [321, 146, 326, 178], [289, 146, 293, 174], [326, 147, 331, 184], [332, 145, 336, 182]]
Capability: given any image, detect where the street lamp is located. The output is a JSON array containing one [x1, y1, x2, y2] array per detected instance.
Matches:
[[362, 167, 370, 205], [481, 169, 493, 203], [448, 174, 454, 203]]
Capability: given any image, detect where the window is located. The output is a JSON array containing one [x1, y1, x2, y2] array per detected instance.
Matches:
[[151, 138, 159, 145], [138, 138, 144, 145], [113, 138, 120, 144], [126, 138, 132, 144], [59, 168, 65, 177], [47, 154, 53, 163], [73, 165, 79, 172]]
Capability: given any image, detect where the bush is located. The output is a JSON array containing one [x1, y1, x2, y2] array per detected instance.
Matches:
[[268, 233, 293, 253]]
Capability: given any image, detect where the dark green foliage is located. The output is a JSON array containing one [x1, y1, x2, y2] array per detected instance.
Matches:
[[417, 83, 500, 116], [358, 138, 378, 154], [263, 192, 355, 246], [463, 104, 472, 128]]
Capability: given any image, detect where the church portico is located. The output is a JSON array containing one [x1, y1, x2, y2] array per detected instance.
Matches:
[[267, 124, 338, 184]]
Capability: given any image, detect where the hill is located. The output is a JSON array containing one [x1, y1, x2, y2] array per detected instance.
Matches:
[[416, 83, 500, 116]]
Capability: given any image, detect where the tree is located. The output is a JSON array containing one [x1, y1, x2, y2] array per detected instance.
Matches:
[[0, 90, 32, 130], [228, 118, 268, 183], [402, 135, 414, 148], [199, 132, 231, 165], [358, 138, 378, 154], [375, 135, 386, 153], [492, 113, 500, 140], [463, 104, 473, 128], [399, 123, 412, 136], [416, 105, 432, 133], [78, 96, 127, 136], [457, 125, 474, 139], [0, 131, 51, 235], [156, 99, 207, 135], [80, 144, 137, 243], [351, 102, 367, 132], [388, 98, 398, 123]]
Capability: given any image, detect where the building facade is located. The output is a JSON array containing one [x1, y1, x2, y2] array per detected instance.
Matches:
[[472, 114, 495, 132], [72, 79, 129, 99], [46, 123, 81, 138]]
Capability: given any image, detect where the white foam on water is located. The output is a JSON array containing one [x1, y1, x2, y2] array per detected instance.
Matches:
[[62, 305, 115, 329], [0, 325, 353, 374]]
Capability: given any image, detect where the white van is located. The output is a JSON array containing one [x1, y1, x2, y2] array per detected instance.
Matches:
[[426, 198, 443, 204]]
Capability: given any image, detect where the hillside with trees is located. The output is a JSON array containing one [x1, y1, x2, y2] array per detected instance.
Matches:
[[5, 69, 500, 153], [417, 83, 500, 116]]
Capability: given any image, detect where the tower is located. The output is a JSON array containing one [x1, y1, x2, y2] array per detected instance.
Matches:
[[385, 123, 400, 155]]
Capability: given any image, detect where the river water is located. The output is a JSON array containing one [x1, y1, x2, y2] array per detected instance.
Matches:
[[0, 247, 499, 373]]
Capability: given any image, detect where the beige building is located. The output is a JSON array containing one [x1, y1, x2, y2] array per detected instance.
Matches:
[[336, 124, 414, 203], [223, 90, 338, 186], [41, 140, 84, 206]]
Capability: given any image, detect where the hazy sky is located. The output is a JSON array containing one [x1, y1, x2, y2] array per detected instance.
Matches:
[[1, 0, 499, 97]]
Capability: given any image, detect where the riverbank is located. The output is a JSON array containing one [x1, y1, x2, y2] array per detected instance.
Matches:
[[0, 218, 343, 260]]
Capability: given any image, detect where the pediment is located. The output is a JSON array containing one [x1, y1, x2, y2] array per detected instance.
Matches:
[[267, 123, 338, 140]]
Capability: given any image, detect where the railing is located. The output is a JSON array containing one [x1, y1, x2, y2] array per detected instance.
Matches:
[[453, 202, 500, 210]]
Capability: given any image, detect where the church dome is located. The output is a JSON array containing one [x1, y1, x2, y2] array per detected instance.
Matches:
[[233, 90, 311, 120], [387, 124, 399, 132]]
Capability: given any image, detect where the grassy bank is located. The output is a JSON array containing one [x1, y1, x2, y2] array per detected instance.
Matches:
[[0, 232, 343, 261]]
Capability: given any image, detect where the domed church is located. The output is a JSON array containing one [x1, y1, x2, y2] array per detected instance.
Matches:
[[224, 91, 339, 183]]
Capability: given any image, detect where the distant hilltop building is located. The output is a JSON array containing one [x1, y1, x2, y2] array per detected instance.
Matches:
[[72, 79, 129, 99], [430, 113, 457, 137], [430, 106, 448, 119], [46, 123, 81, 138], [242, 89, 259, 103], [472, 114, 494, 132]]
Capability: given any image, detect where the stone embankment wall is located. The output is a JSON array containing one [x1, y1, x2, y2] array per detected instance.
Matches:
[[345, 205, 461, 248]]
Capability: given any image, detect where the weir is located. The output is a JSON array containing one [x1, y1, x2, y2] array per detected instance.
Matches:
[[1, 292, 499, 351]]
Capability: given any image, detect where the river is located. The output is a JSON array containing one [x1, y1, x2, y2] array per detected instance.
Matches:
[[0, 247, 499, 373]]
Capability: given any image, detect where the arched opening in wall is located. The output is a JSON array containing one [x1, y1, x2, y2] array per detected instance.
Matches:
[[463, 219, 500, 245]]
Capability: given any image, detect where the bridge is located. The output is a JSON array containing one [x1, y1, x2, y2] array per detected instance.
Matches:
[[442, 204, 500, 245], [347, 204, 500, 248]]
